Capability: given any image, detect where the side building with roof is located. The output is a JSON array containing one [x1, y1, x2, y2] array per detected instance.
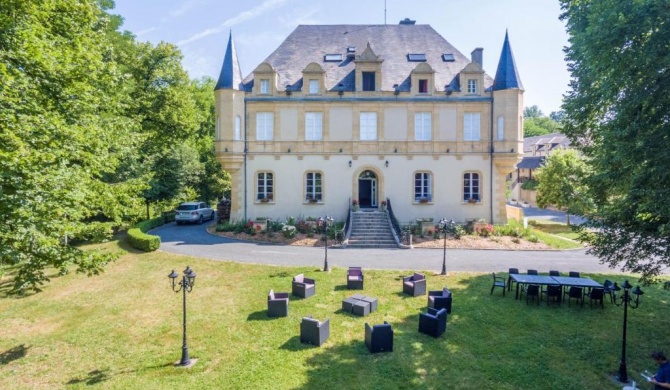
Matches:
[[214, 21, 524, 225], [509, 133, 571, 206]]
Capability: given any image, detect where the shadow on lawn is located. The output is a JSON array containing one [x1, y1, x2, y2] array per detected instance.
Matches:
[[247, 310, 276, 321], [0, 344, 29, 365], [66, 369, 109, 386]]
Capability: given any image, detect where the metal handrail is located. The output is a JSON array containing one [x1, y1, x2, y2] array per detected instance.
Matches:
[[386, 198, 411, 249], [335, 198, 352, 246]]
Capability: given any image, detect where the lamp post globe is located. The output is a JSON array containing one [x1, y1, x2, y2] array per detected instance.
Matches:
[[168, 266, 197, 367], [612, 280, 643, 383]]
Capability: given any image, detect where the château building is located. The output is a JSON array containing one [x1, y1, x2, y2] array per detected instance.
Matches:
[[214, 20, 524, 225]]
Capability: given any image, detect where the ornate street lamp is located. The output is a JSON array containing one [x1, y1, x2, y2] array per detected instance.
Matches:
[[438, 218, 455, 275], [317, 216, 334, 272], [168, 266, 197, 366], [611, 280, 643, 383]]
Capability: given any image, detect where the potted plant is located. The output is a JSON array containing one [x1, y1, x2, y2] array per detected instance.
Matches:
[[380, 200, 387, 210], [419, 197, 429, 204], [352, 199, 359, 211], [467, 198, 477, 204]]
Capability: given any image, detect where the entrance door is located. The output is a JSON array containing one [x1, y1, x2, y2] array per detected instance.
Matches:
[[358, 170, 377, 208]]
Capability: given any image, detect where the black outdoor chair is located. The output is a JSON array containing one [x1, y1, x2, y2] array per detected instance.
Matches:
[[568, 271, 581, 277], [292, 273, 315, 298], [365, 322, 393, 353], [403, 273, 427, 297], [526, 284, 540, 305], [267, 289, 289, 317], [507, 268, 519, 292], [549, 270, 560, 276], [418, 308, 447, 338], [566, 286, 584, 307], [300, 316, 330, 346], [490, 273, 506, 296], [588, 288, 605, 308], [347, 267, 364, 290], [428, 288, 453, 313], [521, 269, 539, 299], [542, 285, 562, 305], [602, 279, 615, 303]]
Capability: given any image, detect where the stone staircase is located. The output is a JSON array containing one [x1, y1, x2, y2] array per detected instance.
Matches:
[[347, 210, 398, 249]]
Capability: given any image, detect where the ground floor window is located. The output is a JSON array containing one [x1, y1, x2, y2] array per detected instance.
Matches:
[[463, 172, 480, 202], [257, 172, 273, 202], [305, 172, 322, 202], [414, 172, 432, 202]]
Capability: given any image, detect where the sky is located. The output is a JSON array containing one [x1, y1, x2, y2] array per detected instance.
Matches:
[[113, 0, 570, 115]]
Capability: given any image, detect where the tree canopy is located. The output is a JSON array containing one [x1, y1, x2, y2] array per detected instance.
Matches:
[[523, 105, 562, 137], [0, 0, 227, 293], [560, 0, 670, 281]]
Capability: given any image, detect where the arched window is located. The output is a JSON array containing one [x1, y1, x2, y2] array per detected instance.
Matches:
[[234, 116, 241, 140], [216, 116, 221, 140]]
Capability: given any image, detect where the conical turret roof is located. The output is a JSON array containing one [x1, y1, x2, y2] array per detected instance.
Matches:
[[492, 31, 523, 91], [215, 31, 243, 90]]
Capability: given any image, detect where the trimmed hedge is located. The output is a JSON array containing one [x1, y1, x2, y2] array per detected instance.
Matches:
[[128, 213, 174, 252]]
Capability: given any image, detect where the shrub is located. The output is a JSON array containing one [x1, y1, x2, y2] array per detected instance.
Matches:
[[475, 224, 494, 237], [521, 178, 539, 190], [527, 234, 539, 243], [295, 220, 310, 234], [127, 216, 165, 252], [282, 224, 296, 239]]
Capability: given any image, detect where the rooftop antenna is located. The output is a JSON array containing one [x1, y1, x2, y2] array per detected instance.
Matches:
[[384, 0, 387, 25]]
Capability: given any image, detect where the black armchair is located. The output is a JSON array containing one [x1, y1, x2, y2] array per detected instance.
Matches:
[[565, 286, 584, 307], [365, 321, 393, 353], [300, 316, 330, 346], [428, 287, 452, 314], [403, 273, 426, 297], [418, 307, 447, 338], [267, 289, 289, 317], [587, 287, 605, 308], [292, 273, 315, 298], [490, 272, 506, 296], [347, 267, 364, 290]]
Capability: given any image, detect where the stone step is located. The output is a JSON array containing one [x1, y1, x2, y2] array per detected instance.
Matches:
[[346, 243, 398, 248]]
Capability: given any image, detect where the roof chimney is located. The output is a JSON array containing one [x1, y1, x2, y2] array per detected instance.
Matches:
[[399, 18, 416, 25], [471, 48, 483, 67]]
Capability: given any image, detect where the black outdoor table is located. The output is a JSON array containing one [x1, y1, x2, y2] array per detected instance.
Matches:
[[510, 274, 560, 300], [550, 276, 603, 289]]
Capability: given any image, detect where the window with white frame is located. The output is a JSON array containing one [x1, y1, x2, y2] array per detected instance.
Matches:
[[414, 112, 432, 141], [260, 79, 270, 94], [256, 112, 273, 140], [464, 112, 481, 141], [308, 79, 319, 94], [216, 116, 221, 140], [305, 172, 322, 201], [414, 172, 432, 202], [360, 112, 377, 140], [467, 79, 477, 94], [497, 116, 504, 140], [234, 115, 241, 140], [463, 172, 480, 202], [305, 112, 323, 141], [257, 172, 273, 201]]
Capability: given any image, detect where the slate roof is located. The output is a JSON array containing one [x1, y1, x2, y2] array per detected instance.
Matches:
[[516, 156, 545, 170], [215, 31, 244, 90], [492, 31, 523, 91], [523, 133, 570, 155], [241, 24, 494, 92]]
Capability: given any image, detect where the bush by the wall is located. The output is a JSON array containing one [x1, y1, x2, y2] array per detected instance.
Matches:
[[127, 216, 166, 252]]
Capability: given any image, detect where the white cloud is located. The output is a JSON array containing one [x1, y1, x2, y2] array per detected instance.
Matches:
[[136, 27, 158, 37], [278, 8, 321, 28], [176, 0, 292, 46]]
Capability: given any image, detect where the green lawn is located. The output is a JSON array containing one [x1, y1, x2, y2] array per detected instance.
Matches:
[[1, 238, 668, 389]]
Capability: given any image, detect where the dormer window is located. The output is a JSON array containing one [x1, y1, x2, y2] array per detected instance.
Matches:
[[467, 79, 477, 94], [362, 72, 375, 91], [308, 79, 319, 94], [260, 79, 270, 94], [419, 79, 428, 93]]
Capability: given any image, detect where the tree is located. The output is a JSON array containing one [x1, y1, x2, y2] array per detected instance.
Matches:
[[560, 0, 670, 281], [535, 150, 592, 225], [523, 106, 561, 137], [0, 0, 140, 292], [524, 105, 544, 119]]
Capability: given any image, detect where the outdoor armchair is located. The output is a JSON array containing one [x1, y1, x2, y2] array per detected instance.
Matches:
[[490, 272, 506, 296], [418, 307, 447, 338], [403, 273, 426, 297], [300, 316, 330, 346], [347, 267, 364, 290], [365, 321, 393, 353], [427, 287, 452, 314], [267, 289, 289, 317], [292, 273, 315, 298]]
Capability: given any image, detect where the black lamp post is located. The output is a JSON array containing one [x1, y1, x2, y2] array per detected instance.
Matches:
[[168, 266, 197, 366], [317, 216, 333, 271], [438, 218, 455, 275], [611, 280, 643, 383]]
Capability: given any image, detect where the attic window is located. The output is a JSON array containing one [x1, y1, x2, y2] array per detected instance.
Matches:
[[347, 46, 356, 53], [324, 54, 343, 62], [442, 53, 455, 62], [408, 53, 426, 62]]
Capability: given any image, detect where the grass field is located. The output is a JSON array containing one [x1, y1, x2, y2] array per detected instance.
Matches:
[[1, 237, 668, 389]]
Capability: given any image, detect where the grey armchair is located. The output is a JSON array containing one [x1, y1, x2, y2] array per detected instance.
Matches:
[[347, 267, 364, 290], [418, 307, 447, 338], [292, 273, 315, 298], [300, 316, 330, 346], [365, 321, 393, 353], [403, 273, 426, 296], [428, 287, 452, 314], [267, 289, 289, 317]]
